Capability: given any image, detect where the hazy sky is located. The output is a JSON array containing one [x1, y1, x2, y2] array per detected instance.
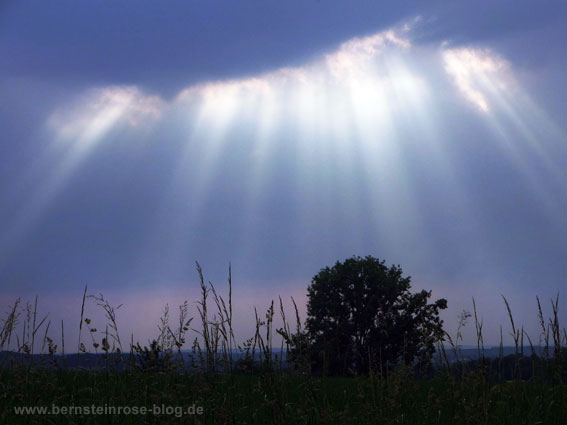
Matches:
[[1, 1, 566, 346]]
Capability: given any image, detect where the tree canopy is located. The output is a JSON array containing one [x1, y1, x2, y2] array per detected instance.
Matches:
[[305, 255, 447, 376]]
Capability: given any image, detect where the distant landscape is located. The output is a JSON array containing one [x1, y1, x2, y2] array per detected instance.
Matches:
[[0, 346, 539, 369]]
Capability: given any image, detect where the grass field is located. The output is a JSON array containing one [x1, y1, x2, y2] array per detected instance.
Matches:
[[1, 367, 567, 424]]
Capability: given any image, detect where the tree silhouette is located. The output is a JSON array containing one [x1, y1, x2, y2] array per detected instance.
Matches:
[[305, 256, 447, 376]]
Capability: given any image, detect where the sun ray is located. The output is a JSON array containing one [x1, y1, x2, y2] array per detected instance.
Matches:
[[24, 20, 566, 277], [0, 87, 162, 255]]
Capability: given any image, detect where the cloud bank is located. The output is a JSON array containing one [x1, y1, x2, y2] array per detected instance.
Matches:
[[47, 20, 514, 143]]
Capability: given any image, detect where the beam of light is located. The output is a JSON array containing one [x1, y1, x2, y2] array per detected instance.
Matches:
[[386, 57, 492, 264], [21, 18, 566, 279], [0, 87, 163, 256], [442, 46, 567, 221], [50, 86, 163, 146], [443, 47, 507, 113], [178, 78, 273, 210], [240, 85, 279, 212]]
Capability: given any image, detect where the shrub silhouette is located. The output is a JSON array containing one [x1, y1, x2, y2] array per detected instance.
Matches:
[[304, 255, 447, 376]]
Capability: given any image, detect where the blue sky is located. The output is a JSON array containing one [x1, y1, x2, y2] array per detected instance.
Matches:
[[1, 1, 566, 346]]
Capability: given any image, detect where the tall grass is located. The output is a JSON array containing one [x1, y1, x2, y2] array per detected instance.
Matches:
[[1, 264, 566, 424]]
